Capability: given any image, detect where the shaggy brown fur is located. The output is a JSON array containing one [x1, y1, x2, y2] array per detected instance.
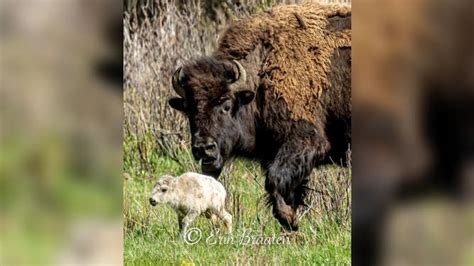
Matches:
[[169, 3, 351, 231], [215, 3, 351, 124]]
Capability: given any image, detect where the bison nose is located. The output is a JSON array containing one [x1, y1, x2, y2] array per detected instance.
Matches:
[[192, 140, 218, 160], [204, 142, 217, 155], [149, 197, 157, 206]]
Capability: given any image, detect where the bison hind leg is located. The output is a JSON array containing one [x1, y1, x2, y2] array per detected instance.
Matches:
[[208, 208, 233, 233], [204, 210, 219, 224], [217, 210, 233, 233]]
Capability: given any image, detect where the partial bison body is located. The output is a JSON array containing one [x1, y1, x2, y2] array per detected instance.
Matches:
[[353, 0, 474, 265], [168, 3, 351, 230]]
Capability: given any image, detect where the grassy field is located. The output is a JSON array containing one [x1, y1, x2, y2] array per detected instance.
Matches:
[[123, 147, 351, 265]]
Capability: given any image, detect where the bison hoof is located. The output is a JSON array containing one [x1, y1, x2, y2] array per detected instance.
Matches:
[[281, 221, 299, 232], [274, 205, 299, 231]]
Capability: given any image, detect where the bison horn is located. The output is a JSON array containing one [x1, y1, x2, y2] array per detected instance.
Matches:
[[229, 60, 247, 92], [171, 67, 186, 98]]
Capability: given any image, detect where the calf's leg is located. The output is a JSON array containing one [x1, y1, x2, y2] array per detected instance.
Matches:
[[217, 209, 233, 233], [204, 211, 219, 224], [179, 211, 199, 238], [177, 212, 185, 233], [208, 207, 233, 233]]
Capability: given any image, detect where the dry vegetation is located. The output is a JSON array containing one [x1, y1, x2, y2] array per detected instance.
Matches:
[[123, 0, 351, 264]]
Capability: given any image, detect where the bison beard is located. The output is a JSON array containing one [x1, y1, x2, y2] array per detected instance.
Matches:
[[168, 3, 351, 231]]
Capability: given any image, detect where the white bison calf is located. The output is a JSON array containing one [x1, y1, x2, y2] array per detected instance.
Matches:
[[149, 172, 232, 236]]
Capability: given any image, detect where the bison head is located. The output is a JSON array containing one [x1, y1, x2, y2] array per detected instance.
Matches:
[[168, 58, 255, 178], [149, 175, 176, 206]]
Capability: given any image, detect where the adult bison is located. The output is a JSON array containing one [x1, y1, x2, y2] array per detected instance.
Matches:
[[168, 3, 351, 230], [353, 0, 474, 265]]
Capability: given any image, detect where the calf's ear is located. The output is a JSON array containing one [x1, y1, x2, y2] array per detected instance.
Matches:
[[235, 90, 255, 106], [168, 97, 187, 112]]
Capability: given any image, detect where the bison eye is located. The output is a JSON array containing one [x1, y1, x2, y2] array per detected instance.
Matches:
[[222, 102, 232, 114]]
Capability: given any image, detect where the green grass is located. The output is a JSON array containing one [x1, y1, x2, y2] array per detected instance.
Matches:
[[0, 135, 122, 264], [123, 152, 351, 265]]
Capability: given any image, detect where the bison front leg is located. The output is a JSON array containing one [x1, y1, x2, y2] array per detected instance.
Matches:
[[179, 211, 199, 238], [265, 136, 329, 231]]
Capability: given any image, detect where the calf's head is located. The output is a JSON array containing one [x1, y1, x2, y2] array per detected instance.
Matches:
[[149, 175, 176, 206], [168, 58, 255, 178]]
